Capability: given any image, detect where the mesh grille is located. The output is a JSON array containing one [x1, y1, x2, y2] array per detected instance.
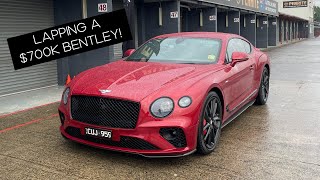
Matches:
[[71, 95, 140, 129], [65, 127, 159, 150], [160, 128, 187, 148]]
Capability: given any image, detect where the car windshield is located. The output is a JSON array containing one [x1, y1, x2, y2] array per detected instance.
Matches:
[[126, 37, 222, 64]]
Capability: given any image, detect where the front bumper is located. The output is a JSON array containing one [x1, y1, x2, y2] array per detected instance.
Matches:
[[59, 108, 198, 157]]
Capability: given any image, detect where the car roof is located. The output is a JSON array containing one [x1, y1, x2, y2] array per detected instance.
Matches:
[[154, 32, 241, 40]]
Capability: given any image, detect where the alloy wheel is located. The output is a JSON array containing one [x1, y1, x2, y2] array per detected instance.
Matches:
[[202, 97, 222, 150]]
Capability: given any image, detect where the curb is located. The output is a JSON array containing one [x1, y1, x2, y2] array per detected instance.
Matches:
[[0, 101, 60, 119], [261, 38, 308, 52]]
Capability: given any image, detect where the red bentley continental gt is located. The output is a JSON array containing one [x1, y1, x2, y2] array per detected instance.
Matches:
[[58, 32, 270, 157]]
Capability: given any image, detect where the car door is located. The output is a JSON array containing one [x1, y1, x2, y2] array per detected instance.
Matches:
[[240, 39, 256, 94], [223, 38, 255, 113]]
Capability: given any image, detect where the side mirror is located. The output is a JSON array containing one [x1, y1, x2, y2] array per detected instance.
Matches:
[[123, 49, 135, 58], [231, 52, 249, 67]]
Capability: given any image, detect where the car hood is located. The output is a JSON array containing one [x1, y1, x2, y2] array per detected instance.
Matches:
[[71, 61, 222, 102]]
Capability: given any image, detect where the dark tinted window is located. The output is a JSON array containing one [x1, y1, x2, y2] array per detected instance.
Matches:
[[226, 39, 245, 63]]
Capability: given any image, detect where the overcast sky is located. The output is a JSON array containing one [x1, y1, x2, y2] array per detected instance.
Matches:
[[315, 0, 320, 6]]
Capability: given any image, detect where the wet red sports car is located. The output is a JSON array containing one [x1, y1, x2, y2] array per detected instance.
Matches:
[[58, 32, 270, 157]]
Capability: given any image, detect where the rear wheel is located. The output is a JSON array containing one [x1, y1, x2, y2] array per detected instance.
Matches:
[[256, 67, 269, 105], [197, 92, 222, 155]]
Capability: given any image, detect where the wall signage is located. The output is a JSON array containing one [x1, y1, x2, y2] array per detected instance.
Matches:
[[170, 11, 179, 18], [234, 18, 240, 23], [98, 3, 108, 12], [283, 0, 308, 8], [200, 0, 278, 16], [209, 15, 216, 21], [251, 19, 256, 24]]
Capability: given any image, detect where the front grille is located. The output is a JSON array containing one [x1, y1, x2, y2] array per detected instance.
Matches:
[[65, 127, 159, 150], [71, 95, 140, 129], [160, 128, 187, 148]]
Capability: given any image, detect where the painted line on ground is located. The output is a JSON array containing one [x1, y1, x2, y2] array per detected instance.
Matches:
[[0, 113, 59, 134], [0, 101, 60, 119]]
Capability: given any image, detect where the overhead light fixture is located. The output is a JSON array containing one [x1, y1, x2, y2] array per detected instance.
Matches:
[[244, 15, 246, 28], [159, 6, 163, 26], [82, 0, 87, 19], [200, 10, 203, 27], [226, 14, 229, 28]]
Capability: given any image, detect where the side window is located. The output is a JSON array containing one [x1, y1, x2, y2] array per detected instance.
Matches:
[[226, 39, 245, 63], [241, 39, 252, 54], [226, 39, 237, 63], [235, 39, 246, 53]]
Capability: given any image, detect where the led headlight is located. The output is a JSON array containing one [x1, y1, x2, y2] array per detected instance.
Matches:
[[178, 96, 192, 108], [150, 97, 174, 118], [63, 87, 70, 105]]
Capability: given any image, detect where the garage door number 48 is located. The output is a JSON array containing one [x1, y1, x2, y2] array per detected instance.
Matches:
[[98, 3, 108, 12]]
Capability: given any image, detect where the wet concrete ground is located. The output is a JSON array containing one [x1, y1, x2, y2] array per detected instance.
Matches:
[[1, 38, 320, 179]]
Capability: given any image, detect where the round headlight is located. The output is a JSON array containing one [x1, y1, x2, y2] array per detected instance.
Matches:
[[150, 97, 174, 118], [63, 88, 70, 105], [178, 96, 192, 108]]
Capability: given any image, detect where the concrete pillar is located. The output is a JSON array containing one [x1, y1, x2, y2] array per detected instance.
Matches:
[[296, 22, 299, 39], [240, 13, 256, 46], [290, 21, 293, 40], [294, 22, 297, 39], [256, 15, 268, 48], [276, 17, 279, 45], [281, 19, 284, 43], [138, 1, 180, 45], [268, 17, 277, 46], [279, 18, 282, 44]]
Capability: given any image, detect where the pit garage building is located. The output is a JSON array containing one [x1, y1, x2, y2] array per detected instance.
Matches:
[[0, 0, 312, 96], [277, 0, 315, 43]]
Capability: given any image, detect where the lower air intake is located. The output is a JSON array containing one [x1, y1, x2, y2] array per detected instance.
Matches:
[[65, 127, 159, 150], [160, 128, 187, 148]]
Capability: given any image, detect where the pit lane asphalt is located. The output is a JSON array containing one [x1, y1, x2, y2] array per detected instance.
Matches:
[[1, 38, 320, 180]]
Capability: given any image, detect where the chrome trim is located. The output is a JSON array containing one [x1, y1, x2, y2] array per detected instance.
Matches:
[[229, 89, 257, 113]]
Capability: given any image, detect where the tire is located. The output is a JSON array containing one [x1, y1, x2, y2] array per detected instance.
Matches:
[[197, 91, 223, 155], [256, 67, 270, 105]]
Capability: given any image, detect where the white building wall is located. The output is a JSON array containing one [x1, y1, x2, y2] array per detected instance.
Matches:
[[277, 0, 314, 21], [277, 0, 315, 37]]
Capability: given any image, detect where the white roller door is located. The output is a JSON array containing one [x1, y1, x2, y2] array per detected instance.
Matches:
[[0, 0, 57, 96]]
